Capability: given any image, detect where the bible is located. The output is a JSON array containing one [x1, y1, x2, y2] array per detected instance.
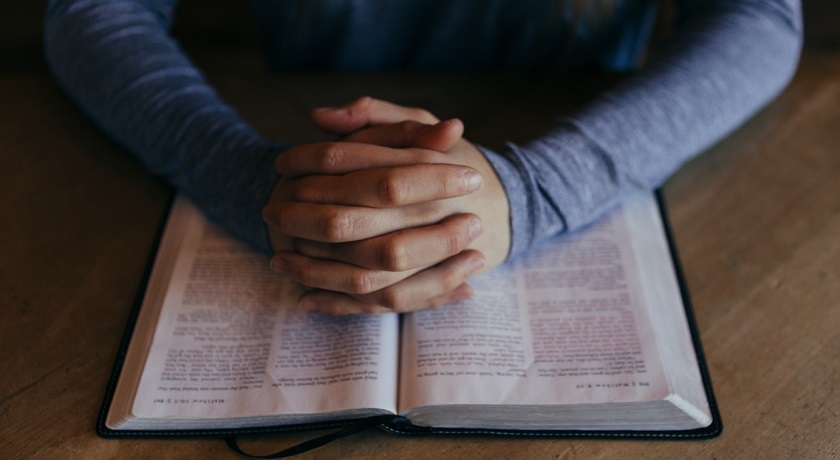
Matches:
[[98, 191, 721, 440]]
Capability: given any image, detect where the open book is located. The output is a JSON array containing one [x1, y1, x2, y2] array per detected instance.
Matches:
[[98, 192, 720, 439]]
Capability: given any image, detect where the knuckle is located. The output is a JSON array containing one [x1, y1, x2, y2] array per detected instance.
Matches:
[[291, 186, 309, 202], [352, 96, 373, 110], [288, 180, 308, 201], [399, 120, 419, 138], [275, 212, 291, 234], [347, 97, 373, 121], [286, 261, 315, 286], [426, 296, 451, 309], [376, 173, 408, 206], [441, 229, 465, 257], [416, 149, 447, 165], [412, 108, 437, 124], [379, 239, 409, 271], [414, 200, 446, 223], [324, 211, 354, 241], [349, 272, 377, 294], [291, 177, 322, 202], [378, 287, 408, 311], [265, 203, 292, 233], [320, 143, 345, 170]]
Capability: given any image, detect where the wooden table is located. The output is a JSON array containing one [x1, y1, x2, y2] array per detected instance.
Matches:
[[3, 45, 839, 458]]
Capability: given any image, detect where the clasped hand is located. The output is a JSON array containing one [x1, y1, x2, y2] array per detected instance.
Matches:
[[263, 97, 510, 314]]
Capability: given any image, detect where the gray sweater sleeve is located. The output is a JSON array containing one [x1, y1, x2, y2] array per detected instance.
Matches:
[[486, 0, 802, 259], [44, 0, 284, 253], [44, 0, 802, 260]]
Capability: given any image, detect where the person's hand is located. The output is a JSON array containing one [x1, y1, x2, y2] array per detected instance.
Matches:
[[306, 100, 511, 270], [263, 98, 511, 314], [265, 121, 486, 313]]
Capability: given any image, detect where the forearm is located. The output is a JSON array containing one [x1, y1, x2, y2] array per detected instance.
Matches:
[[44, 0, 284, 253], [488, 0, 803, 259]]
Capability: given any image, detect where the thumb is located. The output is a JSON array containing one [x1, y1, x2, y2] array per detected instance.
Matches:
[[311, 96, 440, 135], [344, 119, 464, 152]]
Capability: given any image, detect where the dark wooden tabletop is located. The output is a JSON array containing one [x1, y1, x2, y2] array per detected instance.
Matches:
[[2, 3, 840, 458]]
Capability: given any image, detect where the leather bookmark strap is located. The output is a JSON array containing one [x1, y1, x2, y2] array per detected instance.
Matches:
[[225, 415, 399, 458]]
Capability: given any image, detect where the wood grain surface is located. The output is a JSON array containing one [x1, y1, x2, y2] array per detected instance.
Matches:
[[2, 3, 839, 458]]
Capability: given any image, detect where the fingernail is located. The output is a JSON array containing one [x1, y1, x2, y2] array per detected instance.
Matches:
[[469, 218, 483, 239], [299, 297, 316, 311], [261, 207, 273, 224], [464, 170, 483, 191], [450, 284, 474, 302], [468, 256, 485, 276], [269, 255, 287, 274]]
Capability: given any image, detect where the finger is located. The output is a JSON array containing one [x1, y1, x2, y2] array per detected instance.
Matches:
[[270, 249, 421, 294], [291, 164, 483, 207], [299, 251, 484, 314], [342, 119, 463, 152], [298, 283, 475, 315], [344, 249, 484, 313], [263, 200, 447, 242], [294, 213, 483, 271], [311, 96, 439, 135], [275, 142, 449, 177]]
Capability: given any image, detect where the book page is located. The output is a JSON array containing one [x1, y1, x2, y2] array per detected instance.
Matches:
[[621, 194, 711, 425], [111, 198, 398, 429], [398, 193, 675, 414]]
